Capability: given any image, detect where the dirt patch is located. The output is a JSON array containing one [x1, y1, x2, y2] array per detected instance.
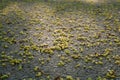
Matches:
[[0, 0, 120, 80]]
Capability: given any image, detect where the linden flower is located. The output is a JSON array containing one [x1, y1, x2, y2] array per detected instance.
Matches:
[[66, 75, 73, 80]]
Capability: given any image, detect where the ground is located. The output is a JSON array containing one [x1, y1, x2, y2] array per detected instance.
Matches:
[[0, 0, 120, 80]]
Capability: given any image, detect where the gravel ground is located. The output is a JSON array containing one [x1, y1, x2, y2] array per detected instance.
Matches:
[[0, 0, 120, 80]]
